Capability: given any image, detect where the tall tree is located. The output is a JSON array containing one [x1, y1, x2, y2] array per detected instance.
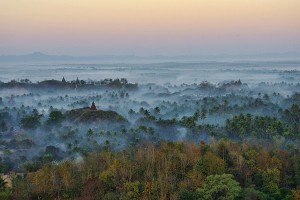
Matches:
[[197, 174, 241, 200]]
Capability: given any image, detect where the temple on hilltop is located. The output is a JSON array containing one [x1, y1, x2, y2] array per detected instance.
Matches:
[[91, 101, 97, 110], [62, 77, 66, 83]]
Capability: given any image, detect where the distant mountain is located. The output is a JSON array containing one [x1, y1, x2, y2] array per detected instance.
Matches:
[[0, 52, 65, 62], [0, 52, 299, 62], [0, 52, 141, 62], [212, 52, 300, 60]]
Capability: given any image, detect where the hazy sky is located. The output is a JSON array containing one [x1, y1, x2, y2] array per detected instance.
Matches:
[[1, 0, 300, 56]]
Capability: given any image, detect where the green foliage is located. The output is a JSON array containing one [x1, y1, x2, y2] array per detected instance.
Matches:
[[0, 163, 10, 174], [0, 121, 8, 132], [65, 108, 127, 123], [121, 181, 142, 200], [0, 178, 11, 199], [8, 141, 300, 199], [180, 115, 197, 128], [197, 174, 241, 200], [23, 161, 42, 172], [225, 104, 300, 138], [0, 112, 10, 121], [60, 127, 78, 140], [239, 187, 269, 200], [179, 189, 197, 200], [0, 190, 10, 200], [46, 110, 64, 126], [154, 106, 160, 114], [86, 128, 94, 137], [20, 110, 42, 129], [284, 104, 300, 135], [196, 151, 226, 176], [261, 168, 280, 195], [225, 114, 289, 138]]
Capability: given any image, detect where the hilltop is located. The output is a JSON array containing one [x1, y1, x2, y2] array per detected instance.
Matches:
[[64, 107, 127, 123]]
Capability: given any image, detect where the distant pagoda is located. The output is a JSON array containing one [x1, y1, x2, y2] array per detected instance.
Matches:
[[91, 101, 97, 110], [62, 77, 66, 83], [76, 77, 80, 85]]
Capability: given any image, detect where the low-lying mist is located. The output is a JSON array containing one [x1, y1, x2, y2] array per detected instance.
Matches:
[[0, 61, 300, 173]]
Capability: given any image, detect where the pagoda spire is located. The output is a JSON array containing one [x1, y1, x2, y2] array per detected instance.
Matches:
[[76, 77, 80, 84], [91, 101, 97, 110]]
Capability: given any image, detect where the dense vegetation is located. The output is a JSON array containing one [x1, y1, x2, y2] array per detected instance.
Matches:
[[0, 77, 300, 199], [7, 140, 300, 199]]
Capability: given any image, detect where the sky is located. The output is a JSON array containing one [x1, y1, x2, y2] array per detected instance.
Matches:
[[0, 0, 300, 56]]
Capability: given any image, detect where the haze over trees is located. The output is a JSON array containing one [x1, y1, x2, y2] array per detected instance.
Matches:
[[0, 73, 300, 199]]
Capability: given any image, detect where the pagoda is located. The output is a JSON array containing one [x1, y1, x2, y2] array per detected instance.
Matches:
[[91, 101, 97, 110], [76, 77, 80, 85]]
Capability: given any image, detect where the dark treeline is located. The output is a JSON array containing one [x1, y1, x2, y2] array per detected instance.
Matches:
[[0, 78, 138, 90]]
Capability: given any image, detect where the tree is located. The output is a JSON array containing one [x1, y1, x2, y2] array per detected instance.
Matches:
[[121, 181, 142, 200], [197, 174, 241, 200], [139, 107, 145, 114], [240, 187, 268, 200], [200, 109, 207, 124], [181, 116, 196, 129], [87, 128, 94, 138], [46, 110, 64, 126], [154, 107, 160, 114], [179, 189, 197, 200], [80, 80, 86, 85], [20, 110, 42, 129], [0, 121, 8, 132], [80, 178, 105, 199], [284, 104, 300, 134], [128, 109, 135, 115], [261, 168, 280, 195], [195, 152, 226, 176], [143, 110, 150, 117]]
